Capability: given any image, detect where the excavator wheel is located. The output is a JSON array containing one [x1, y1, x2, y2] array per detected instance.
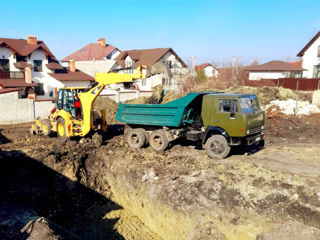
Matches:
[[41, 119, 52, 136], [30, 124, 39, 135], [56, 118, 67, 142]]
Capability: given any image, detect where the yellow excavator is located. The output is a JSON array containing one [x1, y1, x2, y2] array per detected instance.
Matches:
[[30, 66, 146, 141]]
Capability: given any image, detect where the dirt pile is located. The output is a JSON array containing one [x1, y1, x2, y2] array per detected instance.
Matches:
[[126, 84, 178, 104], [93, 96, 119, 124], [225, 86, 298, 105]]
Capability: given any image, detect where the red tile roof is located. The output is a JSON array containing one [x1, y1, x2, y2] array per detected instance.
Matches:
[[49, 69, 94, 81], [244, 60, 303, 71], [61, 43, 117, 62], [297, 31, 320, 57], [0, 79, 38, 88], [0, 88, 22, 94], [0, 38, 55, 59], [115, 48, 187, 68], [46, 62, 64, 70], [195, 63, 213, 72], [14, 62, 33, 69]]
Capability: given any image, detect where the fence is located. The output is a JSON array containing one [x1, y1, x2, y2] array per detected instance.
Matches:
[[245, 78, 320, 91], [0, 90, 153, 125]]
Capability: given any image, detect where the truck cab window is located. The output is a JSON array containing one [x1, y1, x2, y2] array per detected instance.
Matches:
[[219, 100, 237, 112]]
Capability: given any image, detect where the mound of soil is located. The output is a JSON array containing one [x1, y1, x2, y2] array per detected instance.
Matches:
[[93, 96, 119, 125]]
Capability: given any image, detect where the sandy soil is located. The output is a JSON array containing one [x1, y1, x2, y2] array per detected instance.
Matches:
[[0, 113, 320, 240]]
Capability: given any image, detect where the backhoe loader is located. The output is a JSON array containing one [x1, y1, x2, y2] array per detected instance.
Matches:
[[30, 66, 146, 141]]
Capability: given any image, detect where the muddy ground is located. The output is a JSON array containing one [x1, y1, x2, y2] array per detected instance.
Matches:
[[0, 113, 320, 240]]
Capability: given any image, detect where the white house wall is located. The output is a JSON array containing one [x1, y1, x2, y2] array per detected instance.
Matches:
[[248, 71, 286, 80], [0, 47, 19, 71], [301, 36, 320, 78], [75, 60, 116, 77], [60, 81, 90, 88]]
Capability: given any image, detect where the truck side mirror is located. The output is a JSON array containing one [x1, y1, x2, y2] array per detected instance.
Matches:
[[230, 110, 235, 117]]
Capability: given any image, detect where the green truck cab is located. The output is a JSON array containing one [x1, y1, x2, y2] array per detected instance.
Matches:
[[116, 92, 265, 159]]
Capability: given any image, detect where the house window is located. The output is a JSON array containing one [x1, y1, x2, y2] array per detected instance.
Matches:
[[33, 60, 42, 72], [35, 83, 44, 95], [317, 46, 320, 57], [166, 61, 172, 68], [141, 79, 146, 86], [219, 100, 238, 113], [313, 65, 320, 78], [0, 59, 9, 71]]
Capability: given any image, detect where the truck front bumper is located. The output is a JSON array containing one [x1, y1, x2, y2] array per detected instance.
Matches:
[[245, 132, 265, 145]]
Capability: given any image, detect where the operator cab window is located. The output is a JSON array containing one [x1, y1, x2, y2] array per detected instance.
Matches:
[[219, 100, 237, 112]]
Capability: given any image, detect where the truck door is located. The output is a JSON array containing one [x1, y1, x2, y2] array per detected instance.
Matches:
[[214, 99, 244, 137]]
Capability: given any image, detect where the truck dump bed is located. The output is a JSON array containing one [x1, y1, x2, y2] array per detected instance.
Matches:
[[116, 93, 206, 127]]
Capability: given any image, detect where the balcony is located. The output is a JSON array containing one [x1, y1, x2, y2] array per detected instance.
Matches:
[[0, 71, 25, 79]]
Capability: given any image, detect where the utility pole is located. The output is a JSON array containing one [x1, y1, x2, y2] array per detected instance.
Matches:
[[192, 56, 196, 76], [232, 56, 238, 86]]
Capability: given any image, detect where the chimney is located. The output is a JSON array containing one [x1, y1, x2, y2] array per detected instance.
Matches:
[[69, 60, 76, 72], [97, 38, 106, 47], [25, 66, 32, 84], [27, 35, 37, 45]]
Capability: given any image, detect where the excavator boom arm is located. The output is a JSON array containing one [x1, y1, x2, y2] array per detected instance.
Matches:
[[78, 65, 146, 136]]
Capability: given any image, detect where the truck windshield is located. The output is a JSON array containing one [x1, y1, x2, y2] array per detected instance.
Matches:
[[239, 96, 260, 113]]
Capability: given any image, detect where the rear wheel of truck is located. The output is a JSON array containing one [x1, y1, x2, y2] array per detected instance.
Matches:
[[57, 118, 67, 142], [205, 135, 230, 159], [149, 130, 168, 153], [42, 119, 52, 136], [127, 128, 146, 149]]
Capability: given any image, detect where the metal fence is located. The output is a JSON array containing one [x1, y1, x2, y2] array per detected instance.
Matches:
[[245, 78, 320, 91]]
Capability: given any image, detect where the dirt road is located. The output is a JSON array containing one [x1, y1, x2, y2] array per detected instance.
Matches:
[[0, 113, 320, 240]]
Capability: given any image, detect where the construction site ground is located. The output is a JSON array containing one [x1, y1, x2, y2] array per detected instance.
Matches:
[[1, 112, 320, 240]]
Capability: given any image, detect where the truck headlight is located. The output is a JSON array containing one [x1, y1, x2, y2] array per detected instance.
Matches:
[[261, 126, 264, 130], [246, 130, 250, 135]]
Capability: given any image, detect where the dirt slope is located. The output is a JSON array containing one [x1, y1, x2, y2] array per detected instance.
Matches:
[[0, 113, 320, 239]]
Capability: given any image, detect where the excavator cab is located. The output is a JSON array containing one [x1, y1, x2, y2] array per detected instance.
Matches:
[[56, 88, 86, 119]]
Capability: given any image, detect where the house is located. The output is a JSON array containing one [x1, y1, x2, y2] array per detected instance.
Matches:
[[61, 38, 120, 76], [297, 31, 320, 78], [0, 36, 93, 99], [113, 48, 187, 91], [244, 60, 303, 81], [195, 63, 218, 78]]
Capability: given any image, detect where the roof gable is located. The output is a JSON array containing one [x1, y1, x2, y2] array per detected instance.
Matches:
[[0, 38, 55, 59], [61, 43, 117, 62], [244, 60, 303, 71], [297, 31, 320, 57], [116, 48, 187, 68]]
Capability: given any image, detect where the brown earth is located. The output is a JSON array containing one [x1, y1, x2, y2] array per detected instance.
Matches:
[[0, 111, 320, 239]]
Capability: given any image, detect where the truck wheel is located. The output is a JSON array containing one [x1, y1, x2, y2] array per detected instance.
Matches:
[[127, 128, 146, 148], [57, 118, 67, 142], [205, 135, 230, 159], [42, 119, 52, 136], [149, 130, 169, 153], [137, 128, 149, 146]]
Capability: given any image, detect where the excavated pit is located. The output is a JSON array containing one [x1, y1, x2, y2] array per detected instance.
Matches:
[[1, 89, 320, 239]]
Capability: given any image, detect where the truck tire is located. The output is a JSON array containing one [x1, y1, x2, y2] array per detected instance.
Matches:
[[42, 119, 52, 136], [127, 128, 146, 149], [56, 118, 67, 142], [205, 135, 230, 159], [149, 130, 169, 153], [138, 128, 149, 146]]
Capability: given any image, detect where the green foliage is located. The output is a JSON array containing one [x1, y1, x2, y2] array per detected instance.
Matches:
[[194, 69, 207, 83]]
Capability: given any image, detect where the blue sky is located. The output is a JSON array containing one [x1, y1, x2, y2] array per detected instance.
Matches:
[[1, 0, 320, 65]]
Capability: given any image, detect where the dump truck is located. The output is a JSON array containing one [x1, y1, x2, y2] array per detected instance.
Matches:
[[30, 66, 146, 141], [116, 92, 265, 159]]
